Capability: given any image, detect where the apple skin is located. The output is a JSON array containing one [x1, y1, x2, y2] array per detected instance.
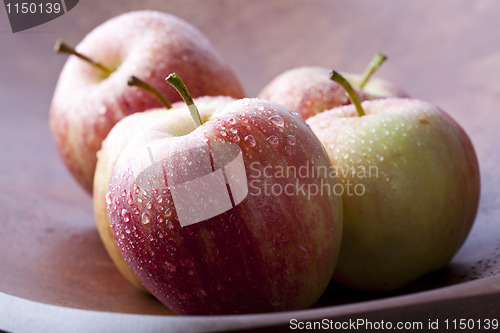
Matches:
[[93, 96, 236, 291], [106, 98, 343, 315], [50, 10, 245, 193], [307, 98, 480, 291], [258, 66, 408, 120]]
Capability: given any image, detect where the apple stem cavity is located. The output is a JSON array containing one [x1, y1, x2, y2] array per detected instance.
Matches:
[[359, 53, 387, 89], [54, 39, 113, 76], [330, 70, 366, 117], [165, 73, 203, 128], [127, 76, 172, 109]]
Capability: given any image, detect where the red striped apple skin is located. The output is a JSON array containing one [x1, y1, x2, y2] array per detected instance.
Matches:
[[93, 96, 236, 292], [50, 10, 245, 193], [107, 99, 343, 315]]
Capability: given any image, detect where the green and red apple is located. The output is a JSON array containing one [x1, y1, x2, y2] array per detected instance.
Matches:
[[94, 92, 236, 291], [50, 10, 245, 193], [306, 71, 480, 291], [105, 74, 343, 314], [258, 54, 408, 119]]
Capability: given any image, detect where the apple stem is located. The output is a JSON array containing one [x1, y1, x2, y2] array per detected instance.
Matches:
[[165, 73, 202, 128], [330, 71, 366, 117], [54, 39, 113, 76], [358, 53, 387, 89], [127, 76, 172, 109]]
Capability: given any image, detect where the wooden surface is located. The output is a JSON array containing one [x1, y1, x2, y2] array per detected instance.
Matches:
[[1, 0, 500, 331]]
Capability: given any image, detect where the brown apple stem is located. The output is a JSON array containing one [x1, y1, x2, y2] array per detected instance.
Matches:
[[330, 70, 366, 117], [128, 76, 172, 109], [359, 53, 387, 89], [165, 73, 202, 128], [54, 39, 113, 76]]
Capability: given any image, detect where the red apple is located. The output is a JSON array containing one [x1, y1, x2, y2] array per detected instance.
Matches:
[[106, 74, 343, 315], [50, 10, 245, 193], [306, 72, 480, 291], [258, 54, 408, 119], [94, 91, 236, 291]]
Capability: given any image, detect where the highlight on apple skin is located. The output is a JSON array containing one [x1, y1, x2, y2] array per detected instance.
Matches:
[[50, 10, 245, 193]]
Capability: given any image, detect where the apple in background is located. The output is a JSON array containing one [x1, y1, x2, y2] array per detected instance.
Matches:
[[306, 71, 480, 291], [50, 10, 245, 194], [258, 53, 408, 119], [94, 88, 236, 291], [106, 74, 343, 315]]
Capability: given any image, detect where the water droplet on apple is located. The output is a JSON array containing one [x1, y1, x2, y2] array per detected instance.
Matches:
[[127, 193, 134, 206], [228, 117, 236, 125], [157, 196, 163, 204], [142, 212, 151, 225], [244, 134, 256, 147], [143, 190, 148, 197], [121, 209, 131, 223], [165, 261, 176, 272], [230, 127, 238, 134], [121, 189, 127, 197], [105, 192, 112, 206], [120, 233, 125, 240], [157, 215, 164, 223], [269, 115, 284, 127], [125, 227, 131, 234], [257, 105, 265, 111], [183, 258, 195, 268], [98, 104, 106, 115], [267, 135, 279, 146], [287, 135, 296, 146], [221, 131, 227, 137], [165, 208, 172, 218], [233, 135, 240, 143], [146, 201, 153, 210], [179, 292, 192, 300]]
